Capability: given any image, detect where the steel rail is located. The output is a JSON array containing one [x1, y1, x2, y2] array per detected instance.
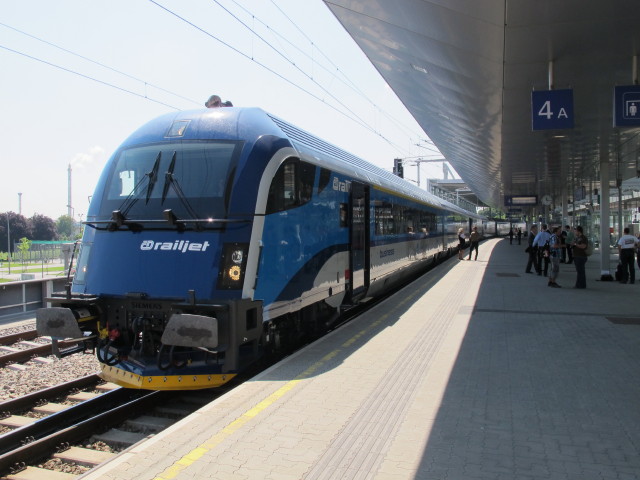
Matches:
[[0, 390, 167, 474], [0, 339, 84, 367], [0, 374, 100, 414], [0, 330, 38, 346]]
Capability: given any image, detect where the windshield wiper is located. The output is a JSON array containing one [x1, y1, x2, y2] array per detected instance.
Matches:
[[145, 152, 162, 204], [160, 151, 202, 229], [109, 151, 161, 231], [160, 151, 176, 204]]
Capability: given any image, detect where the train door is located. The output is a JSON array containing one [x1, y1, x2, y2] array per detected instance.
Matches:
[[348, 181, 370, 302]]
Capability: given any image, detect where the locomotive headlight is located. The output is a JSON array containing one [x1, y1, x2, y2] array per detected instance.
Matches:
[[218, 242, 249, 289], [228, 265, 242, 281], [231, 249, 244, 264]]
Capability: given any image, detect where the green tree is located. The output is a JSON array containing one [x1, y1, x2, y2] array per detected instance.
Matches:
[[17, 237, 31, 270], [31, 214, 58, 240], [56, 215, 76, 240], [0, 212, 32, 253]]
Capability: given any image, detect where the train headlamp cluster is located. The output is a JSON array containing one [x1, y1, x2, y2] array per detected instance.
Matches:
[[228, 265, 241, 281], [218, 243, 249, 289]]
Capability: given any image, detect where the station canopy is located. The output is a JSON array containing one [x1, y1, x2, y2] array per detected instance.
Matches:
[[324, 0, 640, 211]]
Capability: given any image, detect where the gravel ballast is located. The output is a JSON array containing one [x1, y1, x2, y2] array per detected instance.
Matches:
[[0, 322, 101, 401]]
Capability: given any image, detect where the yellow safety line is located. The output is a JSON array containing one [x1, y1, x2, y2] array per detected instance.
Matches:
[[153, 288, 422, 480]]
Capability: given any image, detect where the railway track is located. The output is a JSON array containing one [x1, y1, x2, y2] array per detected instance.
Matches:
[[0, 268, 439, 479], [0, 389, 164, 479], [0, 330, 85, 369], [0, 375, 241, 479]]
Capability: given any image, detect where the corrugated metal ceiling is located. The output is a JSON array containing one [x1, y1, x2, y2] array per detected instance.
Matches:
[[324, 0, 640, 210]]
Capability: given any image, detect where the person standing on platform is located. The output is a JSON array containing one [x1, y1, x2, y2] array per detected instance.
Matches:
[[565, 225, 575, 264], [617, 227, 638, 284], [572, 226, 588, 289], [547, 226, 562, 287], [517, 227, 522, 245], [468, 226, 481, 260], [457, 228, 466, 260], [509, 228, 514, 244], [559, 225, 567, 263], [533, 224, 551, 277], [525, 224, 540, 274]]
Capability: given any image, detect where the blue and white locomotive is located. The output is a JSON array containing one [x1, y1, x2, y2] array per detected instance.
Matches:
[[37, 108, 483, 390]]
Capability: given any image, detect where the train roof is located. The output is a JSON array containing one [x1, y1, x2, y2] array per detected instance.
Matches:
[[263, 111, 482, 219], [123, 107, 483, 219]]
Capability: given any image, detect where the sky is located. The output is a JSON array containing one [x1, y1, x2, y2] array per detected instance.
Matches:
[[0, 0, 448, 222]]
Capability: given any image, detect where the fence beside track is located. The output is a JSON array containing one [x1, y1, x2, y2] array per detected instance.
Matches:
[[0, 278, 68, 321]]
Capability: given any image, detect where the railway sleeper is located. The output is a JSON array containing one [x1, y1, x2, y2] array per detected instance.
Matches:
[[4, 465, 77, 480], [53, 446, 116, 468], [123, 415, 174, 434], [90, 429, 147, 449]]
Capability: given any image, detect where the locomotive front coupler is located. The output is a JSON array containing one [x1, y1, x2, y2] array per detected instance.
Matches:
[[50, 334, 96, 359]]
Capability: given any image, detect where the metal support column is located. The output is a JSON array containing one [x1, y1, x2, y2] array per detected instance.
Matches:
[[599, 156, 613, 280], [561, 175, 568, 226]]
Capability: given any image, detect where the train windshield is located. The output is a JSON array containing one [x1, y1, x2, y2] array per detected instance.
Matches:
[[99, 141, 240, 221]]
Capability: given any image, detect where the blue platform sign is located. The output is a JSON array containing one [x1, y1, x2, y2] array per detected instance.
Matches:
[[613, 85, 640, 127], [531, 89, 574, 130]]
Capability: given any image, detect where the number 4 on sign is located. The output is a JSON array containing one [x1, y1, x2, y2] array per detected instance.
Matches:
[[538, 100, 569, 120], [531, 89, 574, 130]]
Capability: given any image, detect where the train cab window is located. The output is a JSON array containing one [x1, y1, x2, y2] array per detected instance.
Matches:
[[266, 159, 316, 214], [100, 142, 240, 220]]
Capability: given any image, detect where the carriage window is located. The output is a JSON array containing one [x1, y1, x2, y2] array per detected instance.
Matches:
[[282, 162, 297, 208], [392, 204, 405, 235], [299, 162, 315, 203], [374, 201, 394, 235], [317, 168, 332, 195], [266, 159, 316, 214]]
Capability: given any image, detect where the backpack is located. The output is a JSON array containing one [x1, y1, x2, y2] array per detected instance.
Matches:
[[615, 262, 623, 281]]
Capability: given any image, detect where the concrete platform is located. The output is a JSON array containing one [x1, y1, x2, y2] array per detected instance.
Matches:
[[80, 238, 640, 480]]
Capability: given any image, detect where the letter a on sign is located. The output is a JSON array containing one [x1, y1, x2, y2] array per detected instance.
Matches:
[[531, 89, 574, 130]]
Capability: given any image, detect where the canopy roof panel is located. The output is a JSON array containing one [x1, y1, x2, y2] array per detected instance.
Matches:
[[324, 0, 640, 210]]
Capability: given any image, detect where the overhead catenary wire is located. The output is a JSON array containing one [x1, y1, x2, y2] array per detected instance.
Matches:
[[0, 21, 201, 107], [0, 43, 179, 110], [149, 0, 410, 153], [1, 8, 406, 154], [1, 2, 438, 166], [266, 0, 427, 143], [221, 0, 434, 153]]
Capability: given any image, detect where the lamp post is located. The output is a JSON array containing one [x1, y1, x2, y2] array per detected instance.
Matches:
[[5, 213, 11, 275], [399, 157, 447, 188]]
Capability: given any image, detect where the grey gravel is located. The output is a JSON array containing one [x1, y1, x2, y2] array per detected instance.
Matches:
[[0, 321, 101, 401]]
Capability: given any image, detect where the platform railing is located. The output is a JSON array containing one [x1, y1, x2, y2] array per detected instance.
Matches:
[[0, 277, 68, 320]]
